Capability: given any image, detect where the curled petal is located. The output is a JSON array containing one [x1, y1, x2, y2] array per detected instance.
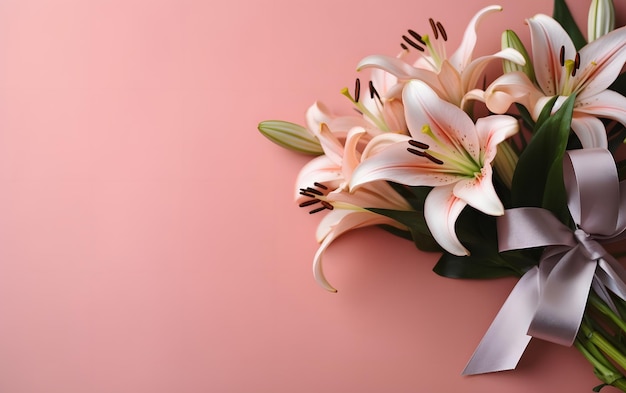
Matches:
[[570, 115, 609, 148], [484, 71, 543, 114], [362, 133, 411, 160], [313, 210, 407, 292], [306, 101, 334, 135], [357, 55, 446, 96], [318, 124, 345, 166], [424, 185, 469, 256], [475, 115, 519, 164], [295, 155, 342, 200], [461, 48, 526, 97], [449, 5, 503, 71], [342, 127, 367, 179]]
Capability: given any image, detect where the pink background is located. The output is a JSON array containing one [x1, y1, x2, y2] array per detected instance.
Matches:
[[1, 0, 625, 392]]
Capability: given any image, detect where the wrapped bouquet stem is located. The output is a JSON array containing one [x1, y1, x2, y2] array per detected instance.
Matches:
[[259, 0, 626, 390]]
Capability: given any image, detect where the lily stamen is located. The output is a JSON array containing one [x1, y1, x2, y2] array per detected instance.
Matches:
[[408, 29, 427, 46], [408, 139, 430, 149], [341, 87, 390, 131], [436, 21, 447, 41], [354, 78, 361, 103], [320, 201, 334, 210], [299, 199, 321, 207], [402, 34, 425, 52], [560, 45, 565, 66], [308, 206, 327, 214], [429, 18, 439, 39], [369, 81, 381, 102], [407, 147, 445, 165], [299, 182, 335, 214]]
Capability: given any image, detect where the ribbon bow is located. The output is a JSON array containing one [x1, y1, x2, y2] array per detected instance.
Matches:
[[463, 148, 626, 375]]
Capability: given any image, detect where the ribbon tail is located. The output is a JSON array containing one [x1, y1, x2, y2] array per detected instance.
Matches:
[[462, 267, 540, 375], [597, 255, 626, 302], [592, 276, 618, 315], [527, 248, 596, 346]]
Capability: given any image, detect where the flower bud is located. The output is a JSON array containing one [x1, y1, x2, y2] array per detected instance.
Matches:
[[493, 142, 518, 190], [258, 120, 324, 155], [588, 0, 615, 42], [501, 30, 534, 82]]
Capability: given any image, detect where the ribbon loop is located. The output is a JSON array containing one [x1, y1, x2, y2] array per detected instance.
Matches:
[[463, 148, 626, 375]]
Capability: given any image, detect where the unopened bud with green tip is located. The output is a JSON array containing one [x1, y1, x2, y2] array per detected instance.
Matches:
[[258, 120, 324, 155], [588, 0, 615, 42], [501, 30, 534, 82]]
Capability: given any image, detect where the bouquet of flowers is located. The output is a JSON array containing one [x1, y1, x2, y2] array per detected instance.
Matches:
[[259, 0, 626, 390]]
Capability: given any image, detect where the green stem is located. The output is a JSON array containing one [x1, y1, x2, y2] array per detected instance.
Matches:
[[580, 321, 626, 371], [574, 338, 619, 380]]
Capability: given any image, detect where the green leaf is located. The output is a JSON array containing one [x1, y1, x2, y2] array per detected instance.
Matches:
[[433, 254, 518, 279], [515, 103, 535, 131], [553, 0, 587, 50], [511, 94, 576, 224]]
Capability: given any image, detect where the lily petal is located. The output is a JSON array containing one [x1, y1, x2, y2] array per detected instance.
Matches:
[[453, 165, 504, 216], [576, 25, 626, 98], [424, 185, 469, 256], [475, 115, 519, 164], [403, 80, 480, 160], [313, 210, 407, 292], [357, 55, 445, 96], [342, 127, 367, 180], [574, 89, 626, 128], [295, 155, 342, 200], [306, 101, 334, 135], [527, 14, 576, 96], [461, 48, 526, 99], [570, 115, 609, 148], [484, 71, 543, 114], [449, 5, 503, 71], [437, 61, 463, 105], [350, 142, 459, 189], [362, 132, 412, 160]]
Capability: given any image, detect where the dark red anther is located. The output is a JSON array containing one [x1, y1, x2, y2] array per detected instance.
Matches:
[[369, 81, 381, 101], [436, 22, 447, 41], [429, 18, 439, 39], [408, 29, 426, 46], [402, 35, 425, 52], [299, 199, 321, 207], [408, 139, 430, 149]]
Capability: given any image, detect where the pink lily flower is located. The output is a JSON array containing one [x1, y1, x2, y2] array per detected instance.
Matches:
[[350, 80, 518, 256], [356, 5, 524, 108], [296, 125, 412, 292], [481, 14, 626, 148]]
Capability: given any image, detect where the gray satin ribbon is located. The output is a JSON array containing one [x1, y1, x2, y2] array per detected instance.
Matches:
[[463, 148, 626, 375]]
